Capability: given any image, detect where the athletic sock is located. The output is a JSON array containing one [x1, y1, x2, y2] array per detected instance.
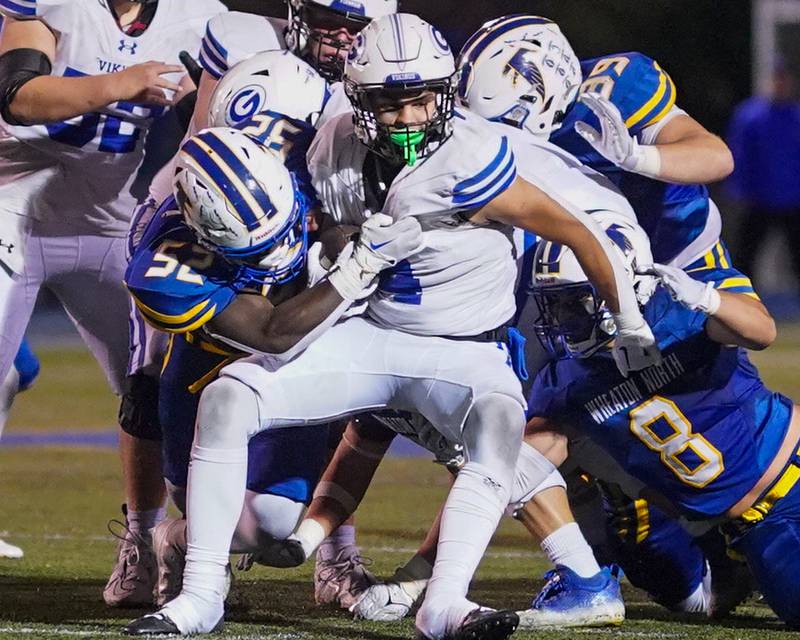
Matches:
[[163, 444, 247, 633], [540, 522, 601, 578], [317, 524, 357, 561], [127, 506, 167, 537], [391, 553, 432, 601]]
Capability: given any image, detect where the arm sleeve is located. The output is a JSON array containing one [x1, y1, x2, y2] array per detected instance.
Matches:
[[638, 104, 689, 145]]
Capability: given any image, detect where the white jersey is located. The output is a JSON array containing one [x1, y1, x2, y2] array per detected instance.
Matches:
[[308, 109, 519, 337], [494, 122, 637, 229], [0, 0, 225, 235], [198, 12, 287, 80]]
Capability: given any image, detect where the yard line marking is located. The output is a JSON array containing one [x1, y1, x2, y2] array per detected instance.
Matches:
[[0, 532, 543, 559]]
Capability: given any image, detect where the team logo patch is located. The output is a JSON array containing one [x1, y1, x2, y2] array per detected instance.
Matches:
[[118, 40, 138, 55], [226, 85, 267, 125], [429, 25, 450, 56]]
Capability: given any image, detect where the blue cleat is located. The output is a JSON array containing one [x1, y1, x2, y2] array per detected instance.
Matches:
[[517, 565, 625, 629]]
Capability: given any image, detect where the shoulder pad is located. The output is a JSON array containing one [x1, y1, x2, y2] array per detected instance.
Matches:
[[579, 52, 677, 134], [126, 214, 240, 333], [199, 12, 286, 80]]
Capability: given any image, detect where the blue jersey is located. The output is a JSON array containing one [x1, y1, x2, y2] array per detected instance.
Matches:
[[233, 109, 319, 214], [125, 200, 251, 334], [550, 52, 712, 265], [529, 270, 792, 519]]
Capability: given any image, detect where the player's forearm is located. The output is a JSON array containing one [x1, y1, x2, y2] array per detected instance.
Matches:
[[10, 74, 121, 124], [706, 292, 776, 350], [653, 134, 734, 185]]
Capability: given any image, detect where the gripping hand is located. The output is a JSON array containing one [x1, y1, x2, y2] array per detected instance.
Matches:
[[611, 313, 661, 377], [575, 93, 661, 178], [328, 213, 423, 300], [650, 263, 721, 314]]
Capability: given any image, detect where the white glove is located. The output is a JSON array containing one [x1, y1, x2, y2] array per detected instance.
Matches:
[[328, 213, 424, 300], [650, 263, 721, 314], [574, 93, 662, 178], [611, 313, 661, 377]]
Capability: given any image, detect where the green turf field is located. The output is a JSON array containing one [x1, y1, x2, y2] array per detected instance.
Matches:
[[2, 327, 800, 639]]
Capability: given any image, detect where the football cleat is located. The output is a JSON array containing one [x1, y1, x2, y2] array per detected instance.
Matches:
[[416, 607, 519, 640], [351, 580, 417, 621], [314, 547, 377, 609], [0, 537, 23, 559], [123, 612, 182, 636], [708, 556, 754, 618], [236, 536, 306, 570], [103, 507, 157, 607], [517, 565, 625, 629]]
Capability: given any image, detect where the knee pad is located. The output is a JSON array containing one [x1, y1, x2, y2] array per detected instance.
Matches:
[[462, 393, 525, 471], [118, 373, 162, 441], [235, 491, 305, 548], [195, 376, 259, 448]]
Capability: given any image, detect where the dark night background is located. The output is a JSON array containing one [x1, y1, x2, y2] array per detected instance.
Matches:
[[222, 0, 753, 136]]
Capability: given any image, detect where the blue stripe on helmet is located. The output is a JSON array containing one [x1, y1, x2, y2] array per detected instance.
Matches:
[[181, 138, 262, 231], [204, 23, 229, 61], [460, 15, 554, 67], [198, 131, 279, 230]]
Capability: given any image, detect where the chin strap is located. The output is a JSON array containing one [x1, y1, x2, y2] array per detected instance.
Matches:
[[389, 130, 425, 166]]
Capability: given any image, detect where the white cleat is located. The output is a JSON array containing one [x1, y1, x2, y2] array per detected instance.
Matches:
[[152, 518, 187, 607], [351, 581, 416, 621], [0, 537, 23, 559]]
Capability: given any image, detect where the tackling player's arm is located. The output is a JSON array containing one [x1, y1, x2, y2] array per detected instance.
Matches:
[[0, 16, 182, 125], [646, 113, 734, 185], [576, 53, 733, 185], [650, 263, 776, 350], [205, 214, 422, 361], [705, 291, 776, 350]]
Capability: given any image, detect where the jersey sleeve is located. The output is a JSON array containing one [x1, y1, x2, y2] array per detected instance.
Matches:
[[683, 240, 759, 299], [125, 239, 238, 333], [581, 52, 677, 138], [0, 0, 71, 30], [449, 112, 517, 213], [199, 12, 286, 80]]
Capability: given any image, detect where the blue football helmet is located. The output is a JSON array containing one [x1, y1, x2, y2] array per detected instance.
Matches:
[[173, 127, 307, 286], [531, 214, 656, 358]]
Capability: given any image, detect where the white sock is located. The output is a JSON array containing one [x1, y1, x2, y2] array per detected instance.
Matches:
[[425, 461, 510, 604], [392, 553, 433, 601], [293, 518, 327, 559], [540, 522, 601, 578], [318, 524, 357, 561], [127, 506, 167, 537], [164, 444, 247, 634]]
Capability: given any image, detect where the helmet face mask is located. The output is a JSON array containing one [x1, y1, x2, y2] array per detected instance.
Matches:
[[344, 14, 457, 166], [532, 281, 614, 358], [530, 215, 656, 359], [174, 128, 308, 287], [347, 80, 456, 166], [287, 0, 396, 81]]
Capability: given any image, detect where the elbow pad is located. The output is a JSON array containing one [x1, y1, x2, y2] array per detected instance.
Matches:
[[0, 47, 52, 126]]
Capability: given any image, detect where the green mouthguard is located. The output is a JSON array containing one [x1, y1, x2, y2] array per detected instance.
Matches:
[[389, 130, 425, 166]]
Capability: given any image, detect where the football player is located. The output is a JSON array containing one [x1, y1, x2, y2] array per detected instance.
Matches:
[[124, 14, 657, 639], [0, 0, 225, 605], [526, 213, 800, 628], [456, 14, 752, 625]]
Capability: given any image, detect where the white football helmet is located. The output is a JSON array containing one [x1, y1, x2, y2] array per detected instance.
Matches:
[[344, 13, 457, 165], [286, 0, 398, 81], [174, 127, 307, 285], [208, 50, 329, 128], [531, 213, 656, 357], [457, 15, 581, 137]]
